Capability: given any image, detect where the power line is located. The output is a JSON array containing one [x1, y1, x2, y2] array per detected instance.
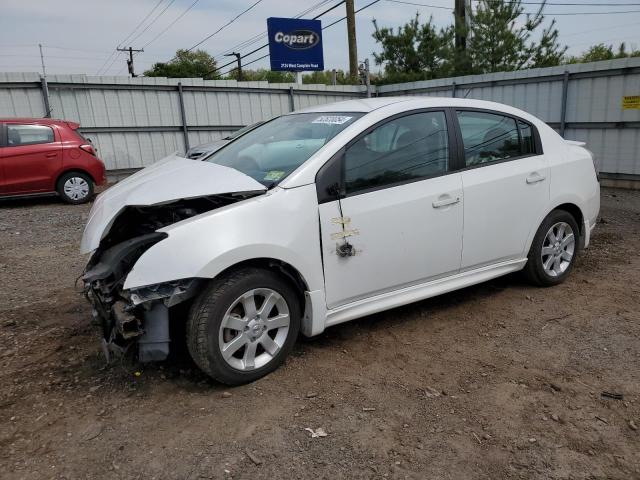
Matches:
[[127, 0, 178, 46], [526, 9, 640, 14], [119, 0, 167, 47], [96, 0, 166, 75], [214, 0, 336, 59], [217, 0, 383, 76], [386, 0, 640, 15], [214, 1, 348, 76], [182, 0, 266, 55], [480, 1, 640, 4], [384, 0, 452, 9], [140, 0, 202, 50]]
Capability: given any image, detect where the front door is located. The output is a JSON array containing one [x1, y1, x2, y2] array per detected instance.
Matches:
[[454, 110, 550, 269], [2, 123, 61, 194], [318, 110, 464, 309]]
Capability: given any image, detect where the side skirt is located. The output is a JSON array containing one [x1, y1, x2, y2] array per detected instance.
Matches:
[[324, 258, 528, 328]]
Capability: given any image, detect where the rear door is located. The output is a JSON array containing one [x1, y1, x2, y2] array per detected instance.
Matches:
[[3, 123, 62, 194], [318, 110, 464, 309], [454, 109, 550, 270]]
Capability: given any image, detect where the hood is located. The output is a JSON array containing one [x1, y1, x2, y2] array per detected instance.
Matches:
[[80, 154, 266, 253]]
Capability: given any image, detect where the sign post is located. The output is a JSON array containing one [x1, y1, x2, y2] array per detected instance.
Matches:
[[267, 17, 324, 74]]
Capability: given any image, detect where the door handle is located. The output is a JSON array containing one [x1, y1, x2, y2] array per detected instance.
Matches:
[[432, 196, 460, 208], [526, 172, 546, 184], [45, 153, 57, 158]]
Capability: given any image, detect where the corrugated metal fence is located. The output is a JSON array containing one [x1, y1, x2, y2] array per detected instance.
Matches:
[[1, 57, 639, 179], [0, 72, 365, 171], [378, 57, 640, 179]]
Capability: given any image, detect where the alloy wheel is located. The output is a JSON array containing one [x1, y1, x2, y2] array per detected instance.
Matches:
[[218, 288, 290, 371], [541, 221, 575, 277]]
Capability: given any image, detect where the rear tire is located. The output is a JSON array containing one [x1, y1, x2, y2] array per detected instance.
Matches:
[[523, 209, 580, 287], [57, 171, 94, 204], [186, 268, 301, 385]]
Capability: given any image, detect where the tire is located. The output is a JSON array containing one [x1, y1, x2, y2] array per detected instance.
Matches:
[[186, 267, 301, 385], [56, 171, 94, 204], [523, 209, 580, 287]]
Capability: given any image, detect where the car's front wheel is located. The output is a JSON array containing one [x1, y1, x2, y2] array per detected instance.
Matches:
[[186, 268, 301, 385], [57, 171, 94, 204], [524, 209, 580, 287]]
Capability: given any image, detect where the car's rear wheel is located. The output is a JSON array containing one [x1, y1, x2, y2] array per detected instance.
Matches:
[[57, 172, 94, 204], [524, 209, 580, 287], [186, 268, 301, 385]]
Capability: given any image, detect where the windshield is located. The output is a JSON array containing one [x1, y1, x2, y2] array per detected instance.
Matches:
[[205, 112, 363, 186], [223, 121, 265, 140]]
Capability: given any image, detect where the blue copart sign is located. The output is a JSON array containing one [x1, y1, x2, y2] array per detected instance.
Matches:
[[267, 17, 324, 71]]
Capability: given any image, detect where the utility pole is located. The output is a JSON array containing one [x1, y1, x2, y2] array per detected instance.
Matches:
[[224, 52, 242, 81], [38, 43, 51, 117], [345, 0, 358, 79], [117, 47, 144, 77], [454, 0, 467, 51]]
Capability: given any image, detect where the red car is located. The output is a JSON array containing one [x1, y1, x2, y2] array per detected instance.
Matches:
[[0, 118, 106, 204]]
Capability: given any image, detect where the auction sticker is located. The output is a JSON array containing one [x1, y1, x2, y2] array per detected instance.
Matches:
[[264, 170, 286, 181], [312, 115, 353, 125]]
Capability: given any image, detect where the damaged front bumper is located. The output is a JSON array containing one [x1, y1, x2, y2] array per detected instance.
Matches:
[[83, 232, 200, 363]]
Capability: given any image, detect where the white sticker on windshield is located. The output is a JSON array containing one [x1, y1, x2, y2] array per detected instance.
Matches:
[[312, 115, 353, 125]]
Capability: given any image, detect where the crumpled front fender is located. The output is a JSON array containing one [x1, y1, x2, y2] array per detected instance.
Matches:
[[122, 185, 325, 294]]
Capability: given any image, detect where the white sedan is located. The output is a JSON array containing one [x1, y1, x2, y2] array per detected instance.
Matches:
[[81, 97, 600, 385]]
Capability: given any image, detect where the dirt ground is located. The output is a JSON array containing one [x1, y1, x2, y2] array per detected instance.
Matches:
[[1, 187, 639, 480]]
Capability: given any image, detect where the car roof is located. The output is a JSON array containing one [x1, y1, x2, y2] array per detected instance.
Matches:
[[0, 117, 71, 125], [292, 96, 531, 116]]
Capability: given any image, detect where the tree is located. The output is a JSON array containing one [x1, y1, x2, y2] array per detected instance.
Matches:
[[565, 42, 640, 64], [371, 14, 455, 82], [467, 0, 566, 72], [371, 0, 566, 83], [144, 49, 219, 79], [224, 68, 295, 83], [302, 69, 357, 85]]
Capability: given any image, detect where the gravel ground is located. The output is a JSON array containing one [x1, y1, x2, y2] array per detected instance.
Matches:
[[0, 188, 639, 480]]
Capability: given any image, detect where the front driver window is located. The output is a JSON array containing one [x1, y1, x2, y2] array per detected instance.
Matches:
[[344, 111, 449, 194]]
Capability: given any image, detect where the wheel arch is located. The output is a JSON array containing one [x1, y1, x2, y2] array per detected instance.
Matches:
[[526, 201, 586, 255], [55, 168, 96, 187], [212, 257, 310, 309]]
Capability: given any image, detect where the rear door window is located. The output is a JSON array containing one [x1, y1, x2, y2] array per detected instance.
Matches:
[[456, 111, 521, 166], [6, 124, 55, 146]]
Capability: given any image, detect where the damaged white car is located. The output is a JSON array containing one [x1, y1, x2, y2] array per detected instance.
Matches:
[[81, 97, 600, 385]]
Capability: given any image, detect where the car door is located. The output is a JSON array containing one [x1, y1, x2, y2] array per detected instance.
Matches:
[[454, 109, 550, 270], [3, 123, 61, 194], [318, 110, 464, 309]]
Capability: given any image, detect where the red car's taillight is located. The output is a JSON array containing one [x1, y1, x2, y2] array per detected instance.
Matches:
[[80, 144, 96, 156]]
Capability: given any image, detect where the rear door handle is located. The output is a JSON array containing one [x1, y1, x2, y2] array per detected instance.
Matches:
[[526, 172, 546, 184], [432, 196, 460, 208], [45, 153, 57, 158]]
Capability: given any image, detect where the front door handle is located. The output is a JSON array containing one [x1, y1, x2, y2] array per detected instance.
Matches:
[[526, 172, 546, 184], [432, 196, 460, 208]]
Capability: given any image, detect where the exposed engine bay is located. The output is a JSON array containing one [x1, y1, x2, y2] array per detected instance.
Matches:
[[82, 193, 261, 363]]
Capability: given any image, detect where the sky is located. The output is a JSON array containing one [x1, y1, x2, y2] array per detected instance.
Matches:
[[0, 0, 639, 77]]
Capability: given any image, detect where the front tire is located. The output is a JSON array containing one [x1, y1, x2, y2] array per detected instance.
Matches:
[[523, 209, 580, 287], [57, 172, 94, 204], [186, 268, 301, 385]]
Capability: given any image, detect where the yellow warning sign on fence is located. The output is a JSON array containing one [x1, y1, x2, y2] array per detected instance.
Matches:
[[622, 96, 640, 109]]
